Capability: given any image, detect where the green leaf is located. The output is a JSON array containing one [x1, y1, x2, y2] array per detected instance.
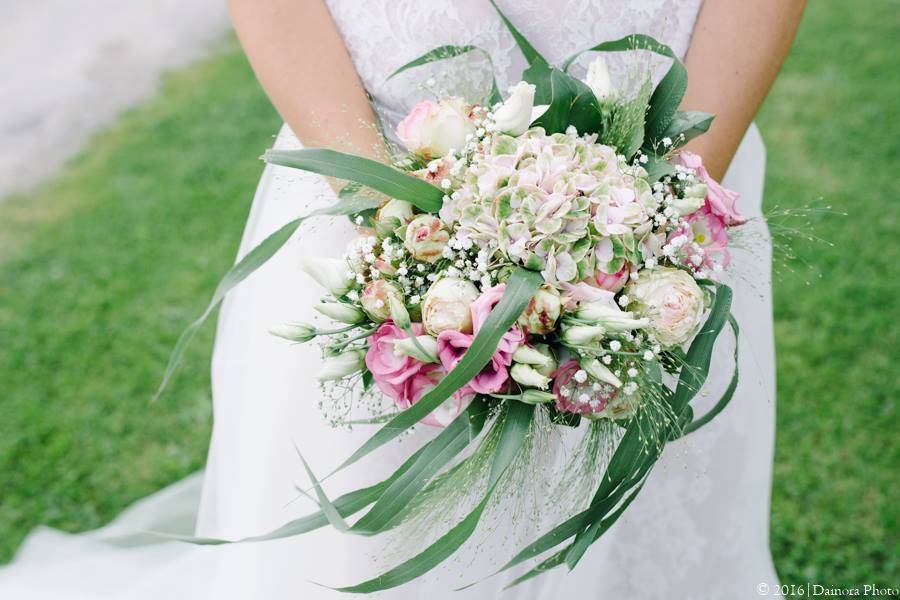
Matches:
[[488, 0, 546, 66], [333, 402, 535, 593], [349, 399, 489, 534], [295, 443, 349, 532], [679, 314, 740, 436], [563, 34, 687, 143], [264, 148, 444, 213], [388, 45, 502, 105], [643, 154, 676, 182], [153, 193, 382, 400], [643, 110, 714, 154], [333, 268, 543, 473]]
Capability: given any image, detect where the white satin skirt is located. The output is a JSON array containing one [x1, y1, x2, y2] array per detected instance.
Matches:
[[0, 124, 781, 599]]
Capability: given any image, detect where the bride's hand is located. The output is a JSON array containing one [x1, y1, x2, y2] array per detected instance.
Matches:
[[681, 0, 806, 180]]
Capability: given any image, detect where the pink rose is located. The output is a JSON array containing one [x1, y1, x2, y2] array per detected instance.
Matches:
[[398, 364, 472, 428], [365, 322, 426, 401], [588, 264, 630, 293], [672, 151, 747, 226], [396, 101, 437, 154], [436, 284, 525, 396], [552, 360, 614, 415], [395, 98, 474, 159]]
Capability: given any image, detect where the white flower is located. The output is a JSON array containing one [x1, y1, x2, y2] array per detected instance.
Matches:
[[299, 257, 353, 296], [584, 55, 614, 101], [360, 280, 404, 322], [421, 277, 479, 335], [317, 349, 366, 381], [582, 358, 623, 388], [520, 389, 556, 404], [562, 325, 606, 346], [627, 267, 706, 347], [492, 81, 537, 136], [392, 335, 439, 363], [376, 199, 414, 224], [396, 97, 475, 159], [510, 363, 552, 389], [388, 294, 411, 329], [516, 286, 562, 334], [404, 214, 450, 263], [576, 301, 650, 332], [313, 302, 365, 324], [268, 322, 317, 343], [670, 183, 707, 216]]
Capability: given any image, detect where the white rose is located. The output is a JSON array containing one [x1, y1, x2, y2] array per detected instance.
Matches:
[[376, 199, 414, 224], [396, 97, 475, 158], [298, 256, 353, 297], [492, 81, 536, 136], [421, 277, 479, 335], [584, 55, 614, 101], [627, 267, 706, 347]]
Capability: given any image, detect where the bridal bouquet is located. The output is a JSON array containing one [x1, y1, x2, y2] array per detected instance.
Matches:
[[161, 3, 744, 592]]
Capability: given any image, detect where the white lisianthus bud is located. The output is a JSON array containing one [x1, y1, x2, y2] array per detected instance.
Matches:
[[299, 256, 353, 296], [317, 349, 366, 381], [392, 335, 439, 363], [313, 302, 365, 324], [360, 279, 404, 322], [404, 214, 450, 263], [520, 389, 557, 404], [562, 325, 606, 346], [627, 267, 706, 348], [492, 81, 537, 136], [671, 183, 707, 216], [576, 301, 650, 332], [510, 363, 552, 390], [512, 345, 552, 368], [388, 295, 411, 329], [584, 55, 614, 101], [395, 97, 475, 159], [582, 358, 623, 388], [376, 199, 414, 224], [517, 286, 562, 334], [421, 277, 479, 335], [268, 322, 317, 343]]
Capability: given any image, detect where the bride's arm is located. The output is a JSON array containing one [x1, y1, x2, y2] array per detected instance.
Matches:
[[681, 0, 807, 179], [227, 0, 389, 161]]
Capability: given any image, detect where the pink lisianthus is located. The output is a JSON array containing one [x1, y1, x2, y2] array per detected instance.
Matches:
[[552, 360, 613, 415], [436, 284, 525, 395], [588, 264, 630, 293], [365, 321, 470, 427], [679, 205, 731, 271], [672, 151, 746, 226]]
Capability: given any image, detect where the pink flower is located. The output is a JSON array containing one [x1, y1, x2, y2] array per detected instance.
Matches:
[[552, 360, 614, 415], [672, 151, 747, 226], [588, 264, 630, 293], [685, 205, 731, 270], [395, 98, 474, 159], [436, 284, 525, 396], [396, 101, 438, 154], [399, 364, 472, 427]]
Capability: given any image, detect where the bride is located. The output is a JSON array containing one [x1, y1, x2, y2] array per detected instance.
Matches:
[[0, 0, 805, 597]]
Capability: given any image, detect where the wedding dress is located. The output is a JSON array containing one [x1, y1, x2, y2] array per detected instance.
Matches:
[[0, 1, 781, 598]]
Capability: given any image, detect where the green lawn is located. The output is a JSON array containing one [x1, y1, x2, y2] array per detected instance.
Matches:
[[1, 0, 897, 587]]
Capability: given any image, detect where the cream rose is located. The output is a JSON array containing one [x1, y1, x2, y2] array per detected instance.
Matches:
[[360, 279, 404, 322], [627, 267, 706, 347], [421, 277, 479, 335], [395, 97, 474, 159], [404, 214, 450, 263], [492, 81, 536, 136]]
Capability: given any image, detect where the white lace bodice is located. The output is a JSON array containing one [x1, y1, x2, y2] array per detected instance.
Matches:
[[325, 0, 704, 132]]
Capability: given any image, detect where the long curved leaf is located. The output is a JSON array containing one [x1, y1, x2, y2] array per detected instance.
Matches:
[[644, 110, 714, 153], [264, 148, 444, 213], [332, 402, 535, 593], [333, 267, 543, 473], [153, 194, 382, 400], [679, 314, 740, 436]]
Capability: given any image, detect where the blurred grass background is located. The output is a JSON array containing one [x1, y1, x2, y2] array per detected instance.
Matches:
[[0, 0, 897, 586]]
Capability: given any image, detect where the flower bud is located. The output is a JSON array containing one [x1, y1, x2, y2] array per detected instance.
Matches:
[[510, 363, 552, 390], [562, 325, 606, 346], [404, 214, 450, 263], [313, 302, 365, 324], [520, 389, 556, 404], [492, 81, 536, 136], [392, 335, 439, 363], [512, 345, 552, 368], [421, 277, 479, 335], [516, 285, 562, 334], [298, 256, 353, 296], [360, 279, 404, 322], [576, 301, 649, 332], [376, 199, 414, 224], [268, 322, 317, 343], [388, 294, 411, 329], [582, 358, 623, 388], [584, 55, 614, 101], [317, 349, 366, 381]]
